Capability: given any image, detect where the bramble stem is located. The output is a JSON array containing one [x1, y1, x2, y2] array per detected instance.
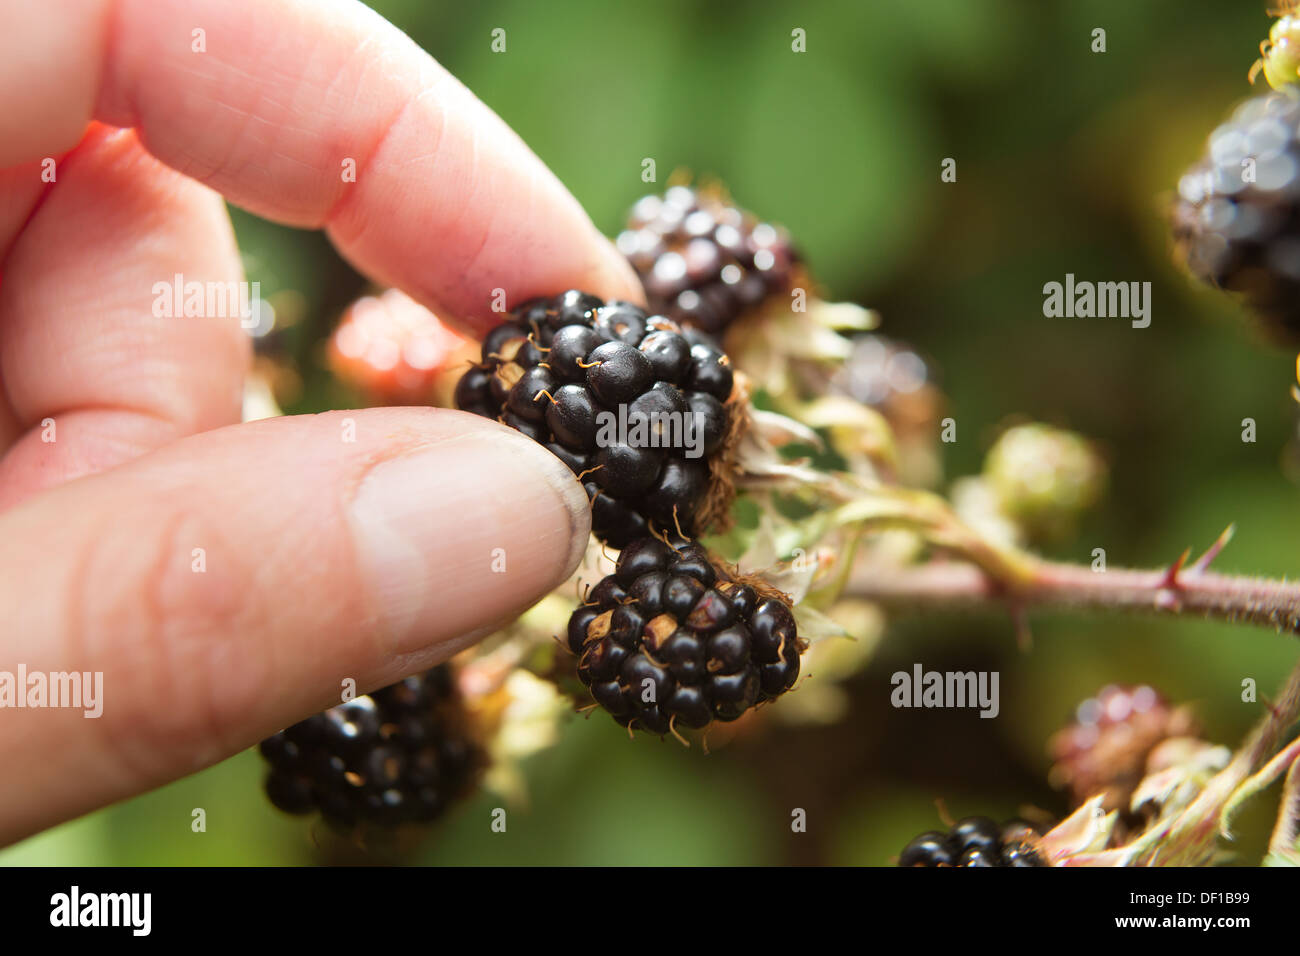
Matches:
[[1160, 655, 1300, 864], [848, 557, 1300, 636], [1222, 656, 1300, 796], [848, 553, 1300, 864], [749, 457, 1300, 635]]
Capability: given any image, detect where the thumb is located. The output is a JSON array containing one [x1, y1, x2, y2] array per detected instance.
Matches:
[[0, 407, 588, 844]]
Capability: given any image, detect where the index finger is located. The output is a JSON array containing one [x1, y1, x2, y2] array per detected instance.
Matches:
[[4, 0, 641, 332]]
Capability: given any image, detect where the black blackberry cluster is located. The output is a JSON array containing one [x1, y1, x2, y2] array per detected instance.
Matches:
[[566, 536, 803, 734], [618, 185, 799, 335], [259, 665, 482, 831], [1172, 92, 1300, 344], [899, 817, 1046, 867], [455, 290, 736, 547]]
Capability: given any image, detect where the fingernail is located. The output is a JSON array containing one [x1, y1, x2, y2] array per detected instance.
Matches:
[[347, 425, 590, 655]]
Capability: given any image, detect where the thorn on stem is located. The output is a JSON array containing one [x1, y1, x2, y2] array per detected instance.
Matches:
[[1261, 694, 1286, 722], [1159, 548, 1191, 590], [1190, 525, 1235, 575]]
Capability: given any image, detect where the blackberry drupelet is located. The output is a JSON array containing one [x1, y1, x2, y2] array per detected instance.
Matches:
[[259, 665, 483, 831], [566, 536, 804, 735], [898, 817, 1046, 867], [455, 290, 740, 547], [1172, 92, 1300, 344], [618, 185, 799, 334]]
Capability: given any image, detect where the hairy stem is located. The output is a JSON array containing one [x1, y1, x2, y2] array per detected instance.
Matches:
[[848, 557, 1300, 636], [1155, 655, 1300, 864]]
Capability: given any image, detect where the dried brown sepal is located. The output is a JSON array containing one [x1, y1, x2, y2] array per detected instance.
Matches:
[[695, 371, 752, 535]]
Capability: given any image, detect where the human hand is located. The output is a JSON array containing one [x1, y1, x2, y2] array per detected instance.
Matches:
[[0, 0, 640, 845]]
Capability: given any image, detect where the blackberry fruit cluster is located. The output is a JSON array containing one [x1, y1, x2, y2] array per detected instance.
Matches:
[[259, 665, 482, 831], [617, 185, 799, 334], [566, 536, 804, 735], [1172, 92, 1300, 344], [1049, 684, 1192, 813], [830, 334, 942, 435], [899, 817, 1046, 867], [454, 290, 739, 547]]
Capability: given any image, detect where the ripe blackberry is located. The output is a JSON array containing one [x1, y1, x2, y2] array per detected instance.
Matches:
[[898, 817, 1046, 867], [259, 665, 483, 832], [1172, 92, 1300, 344], [618, 185, 799, 334], [454, 291, 743, 547], [567, 536, 804, 735], [1048, 684, 1195, 813]]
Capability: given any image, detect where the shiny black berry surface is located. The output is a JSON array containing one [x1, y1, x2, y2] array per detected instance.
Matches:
[[455, 291, 735, 546], [568, 536, 802, 733], [259, 665, 482, 831], [898, 817, 1046, 867], [618, 185, 798, 334]]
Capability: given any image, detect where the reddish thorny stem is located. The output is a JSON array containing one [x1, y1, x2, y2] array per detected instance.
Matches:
[[848, 550, 1300, 861], [849, 558, 1300, 636]]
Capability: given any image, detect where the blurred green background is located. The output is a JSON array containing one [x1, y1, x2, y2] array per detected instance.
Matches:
[[6, 0, 1300, 866]]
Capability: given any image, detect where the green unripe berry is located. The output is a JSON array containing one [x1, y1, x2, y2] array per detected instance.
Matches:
[[1254, 15, 1300, 91], [983, 423, 1106, 543]]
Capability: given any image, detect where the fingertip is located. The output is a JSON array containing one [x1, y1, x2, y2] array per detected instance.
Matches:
[[587, 233, 647, 307], [0, 407, 594, 841], [346, 414, 591, 657], [0, 0, 108, 168]]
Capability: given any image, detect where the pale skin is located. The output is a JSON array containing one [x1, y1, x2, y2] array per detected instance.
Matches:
[[0, 0, 642, 846]]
